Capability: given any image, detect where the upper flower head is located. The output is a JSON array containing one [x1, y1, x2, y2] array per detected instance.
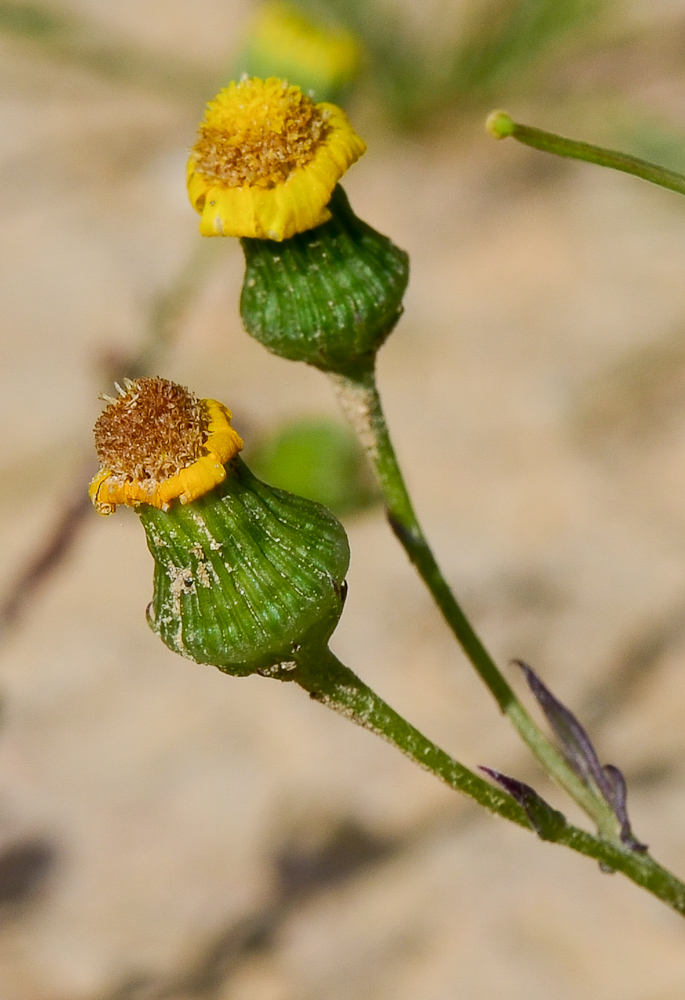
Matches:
[[89, 377, 243, 514], [187, 76, 366, 241]]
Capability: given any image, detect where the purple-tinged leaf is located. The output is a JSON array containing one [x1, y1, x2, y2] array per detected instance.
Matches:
[[480, 767, 566, 841], [516, 660, 611, 795], [514, 660, 646, 852], [603, 764, 648, 852]]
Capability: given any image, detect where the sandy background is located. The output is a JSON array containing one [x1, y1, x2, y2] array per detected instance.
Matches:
[[3, 0, 685, 996]]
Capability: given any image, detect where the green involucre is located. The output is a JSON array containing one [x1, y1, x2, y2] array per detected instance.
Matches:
[[240, 185, 409, 374], [140, 458, 349, 674]]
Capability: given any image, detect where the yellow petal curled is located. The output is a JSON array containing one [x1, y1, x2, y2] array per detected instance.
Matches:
[[187, 77, 366, 241], [89, 381, 243, 514]]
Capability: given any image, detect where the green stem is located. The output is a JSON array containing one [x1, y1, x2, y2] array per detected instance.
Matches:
[[296, 646, 528, 826], [291, 646, 685, 917], [329, 362, 619, 838], [486, 110, 685, 197]]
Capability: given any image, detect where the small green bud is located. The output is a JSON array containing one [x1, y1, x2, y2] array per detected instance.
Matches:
[[90, 378, 349, 676], [240, 185, 409, 374], [485, 110, 515, 139]]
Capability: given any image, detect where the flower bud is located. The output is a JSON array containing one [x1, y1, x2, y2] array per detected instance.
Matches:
[[90, 378, 349, 674], [240, 185, 409, 374]]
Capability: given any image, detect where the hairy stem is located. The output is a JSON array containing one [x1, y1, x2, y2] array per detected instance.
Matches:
[[291, 646, 685, 917], [329, 362, 619, 838]]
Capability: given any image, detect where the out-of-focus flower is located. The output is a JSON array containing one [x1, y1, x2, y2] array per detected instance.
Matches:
[[239, 2, 362, 101], [187, 76, 366, 241]]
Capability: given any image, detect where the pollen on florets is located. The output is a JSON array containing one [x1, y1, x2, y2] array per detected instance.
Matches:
[[94, 377, 207, 481], [187, 76, 365, 240], [90, 379, 244, 514], [192, 77, 329, 189]]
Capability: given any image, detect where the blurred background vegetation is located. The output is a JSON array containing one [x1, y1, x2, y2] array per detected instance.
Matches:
[[4, 0, 685, 524], [5, 2, 685, 998]]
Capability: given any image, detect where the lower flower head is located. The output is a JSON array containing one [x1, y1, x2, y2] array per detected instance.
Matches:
[[89, 377, 243, 514], [187, 76, 366, 241]]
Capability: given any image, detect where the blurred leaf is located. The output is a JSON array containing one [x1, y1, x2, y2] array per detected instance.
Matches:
[[247, 418, 378, 516], [1, 0, 609, 127], [0, 0, 66, 38], [451, 0, 606, 99], [294, 0, 607, 128]]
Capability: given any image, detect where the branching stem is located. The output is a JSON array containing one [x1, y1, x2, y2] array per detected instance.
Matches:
[[290, 646, 685, 917], [329, 362, 619, 838]]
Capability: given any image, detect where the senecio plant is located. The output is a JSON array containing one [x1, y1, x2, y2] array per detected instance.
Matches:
[[90, 77, 685, 914]]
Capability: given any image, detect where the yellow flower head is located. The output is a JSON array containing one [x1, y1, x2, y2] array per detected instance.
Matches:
[[187, 76, 366, 241], [89, 377, 243, 515]]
